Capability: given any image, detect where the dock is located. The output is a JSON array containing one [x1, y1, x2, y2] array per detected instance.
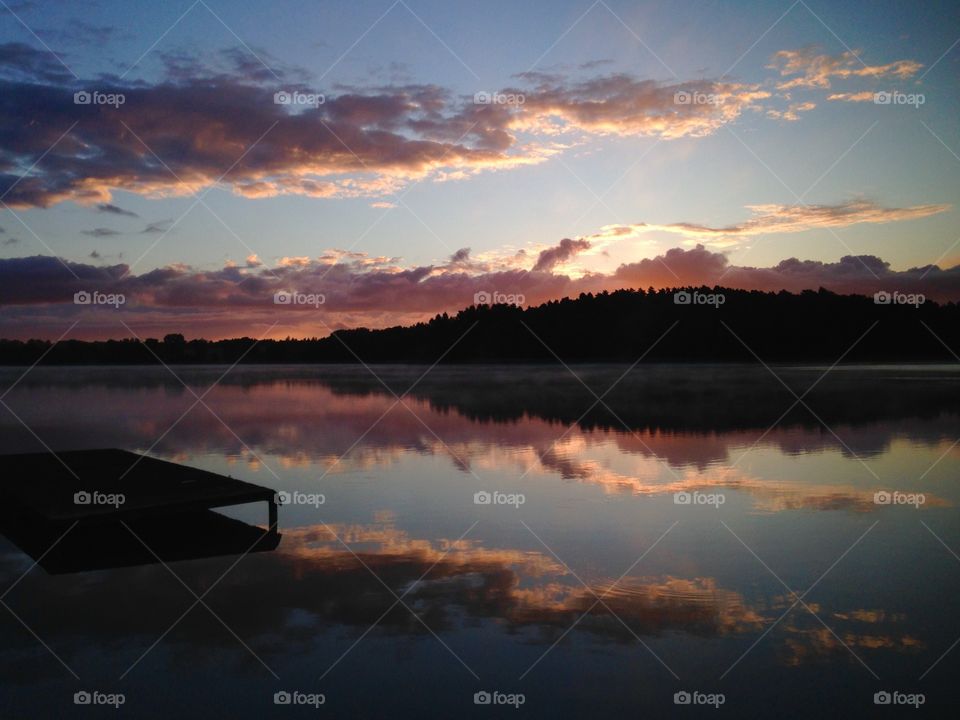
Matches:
[[0, 449, 280, 573], [0, 448, 278, 525]]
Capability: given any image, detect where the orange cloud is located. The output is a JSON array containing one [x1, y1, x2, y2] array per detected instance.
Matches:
[[589, 200, 950, 246], [768, 47, 922, 90]]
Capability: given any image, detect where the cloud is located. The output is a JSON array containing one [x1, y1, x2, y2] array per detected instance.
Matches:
[[2, 237, 18, 246], [0, 41, 74, 84], [826, 91, 876, 103], [533, 237, 591, 271], [766, 101, 816, 121], [1, 236, 958, 340], [510, 75, 770, 139], [40, 21, 126, 47], [80, 227, 122, 237], [141, 220, 172, 234], [96, 203, 139, 218], [449, 247, 471, 265], [0, 45, 826, 209], [609, 244, 960, 301], [589, 200, 950, 246], [0, 47, 552, 209], [277, 256, 312, 268], [768, 47, 922, 90], [579, 59, 614, 70]]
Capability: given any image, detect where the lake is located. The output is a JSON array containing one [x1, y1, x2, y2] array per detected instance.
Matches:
[[0, 364, 958, 717]]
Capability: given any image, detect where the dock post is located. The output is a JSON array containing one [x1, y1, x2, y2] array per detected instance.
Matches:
[[268, 497, 278, 534]]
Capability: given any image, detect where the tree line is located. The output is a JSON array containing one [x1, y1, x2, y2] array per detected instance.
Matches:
[[1, 287, 957, 365]]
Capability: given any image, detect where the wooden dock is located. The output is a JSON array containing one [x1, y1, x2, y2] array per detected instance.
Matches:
[[0, 449, 280, 573], [0, 448, 278, 526]]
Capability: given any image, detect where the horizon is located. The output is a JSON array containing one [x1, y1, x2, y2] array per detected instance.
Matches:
[[1, 0, 959, 340], [0, 282, 952, 345]]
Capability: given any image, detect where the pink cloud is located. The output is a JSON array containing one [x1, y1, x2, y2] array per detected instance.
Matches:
[[1, 241, 957, 340]]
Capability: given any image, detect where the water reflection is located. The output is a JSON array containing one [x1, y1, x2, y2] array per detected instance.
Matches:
[[0, 365, 957, 717], [1, 366, 956, 512]]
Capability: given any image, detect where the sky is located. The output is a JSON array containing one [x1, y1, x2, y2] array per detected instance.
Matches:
[[0, 0, 958, 339]]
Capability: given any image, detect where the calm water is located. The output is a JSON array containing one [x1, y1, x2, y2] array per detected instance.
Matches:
[[0, 364, 958, 718]]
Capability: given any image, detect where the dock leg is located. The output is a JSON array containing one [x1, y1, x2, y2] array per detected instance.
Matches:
[[268, 498, 278, 534]]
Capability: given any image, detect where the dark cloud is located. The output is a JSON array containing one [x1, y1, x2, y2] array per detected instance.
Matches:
[[0, 246, 957, 339], [40, 21, 126, 46], [533, 238, 591, 272], [80, 228, 121, 237], [0, 44, 798, 209], [0, 41, 74, 84], [0, 56, 528, 208], [450, 247, 471, 264], [141, 220, 172, 234], [610, 245, 960, 301], [579, 59, 614, 70], [96, 203, 139, 218]]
